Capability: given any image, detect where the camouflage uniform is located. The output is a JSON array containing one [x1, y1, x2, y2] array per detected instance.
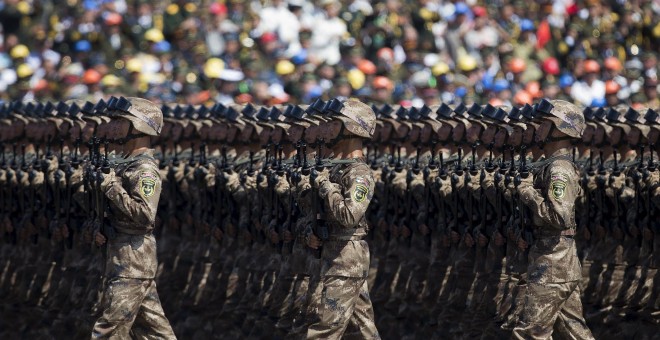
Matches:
[[306, 161, 380, 340], [512, 153, 594, 340], [91, 148, 175, 339]]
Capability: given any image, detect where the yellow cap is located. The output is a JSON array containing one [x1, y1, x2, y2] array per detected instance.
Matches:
[[17, 63, 34, 78], [166, 4, 180, 15], [275, 60, 295, 76], [145, 28, 165, 43], [126, 58, 143, 73], [432, 61, 450, 76], [204, 58, 225, 79], [16, 1, 31, 15], [457, 55, 477, 72], [347, 69, 365, 89], [101, 74, 122, 87], [10, 44, 30, 59]]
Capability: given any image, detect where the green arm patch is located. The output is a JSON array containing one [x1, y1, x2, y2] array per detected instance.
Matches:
[[550, 180, 566, 200], [139, 171, 158, 198], [353, 183, 369, 203]]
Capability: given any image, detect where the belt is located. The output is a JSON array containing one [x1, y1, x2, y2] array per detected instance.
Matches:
[[327, 235, 364, 241], [535, 228, 576, 238], [112, 225, 151, 236]]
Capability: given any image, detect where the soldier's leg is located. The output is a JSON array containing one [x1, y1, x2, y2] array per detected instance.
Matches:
[[343, 279, 380, 340], [284, 273, 309, 332], [553, 283, 595, 340], [130, 280, 176, 340], [306, 276, 365, 340], [91, 278, 146, 339], [511, 282, 563, 340], [584, 260, 604, 305], [512, 281, 593, 340]]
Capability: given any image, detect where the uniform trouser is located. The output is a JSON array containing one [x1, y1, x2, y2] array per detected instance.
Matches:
[[306, 276, 379, 340], [512, 281, 594, 340], [92, 277, 176, 340]]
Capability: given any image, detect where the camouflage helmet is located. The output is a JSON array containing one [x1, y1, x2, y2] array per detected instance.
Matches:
[[333, 99, 376, 139], [116, 97, 163, 136], [536, 99, 585, 138]]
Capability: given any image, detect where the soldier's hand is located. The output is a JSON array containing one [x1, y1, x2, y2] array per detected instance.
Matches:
[[612, 226, 623, 240], [306, 234, 322, 249], [583, 227, 591, 241], [609, 173, 626, 191], [390, 224, 399, 238], [242, 230, 253, 243], [312, 168, 330, 187], [269, 230, 280, 244], [401, 225, 411, 238], [377, 218, 388, 231], [450, 230, 460, 243], [515, 175, 533, 189], [441, 234, 450, 247], [464, 233, 475, 247], [642, 227, 653, 240], [517, 237, 528, 250], [226, 223, 237, 237], [212, 227, 223, 241], [595, 224, 605, 239], [481, 175, 494, 191], [283, 230, 294, 242], [419, 223, 430, 235], [494, 231, 505, 246], [477, 233, 488, 247], [628, 225, 639, 238], [100, 169, 116, 191], [60, 224, 70, 239], [94, 231, 106, 246]]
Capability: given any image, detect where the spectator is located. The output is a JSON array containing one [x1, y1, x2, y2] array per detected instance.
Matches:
[[0, 0, 656, 110]]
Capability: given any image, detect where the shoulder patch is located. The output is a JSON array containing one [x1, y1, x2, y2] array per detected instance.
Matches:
[[139, 171, 158, 198], [550, 178, 567, 200], [353, 180, 370, 203]]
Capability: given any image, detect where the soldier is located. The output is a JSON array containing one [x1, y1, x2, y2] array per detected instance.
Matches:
[[305, 99, 380, 339], [512, 99, 594, 339], [91, 97, 176, 339]]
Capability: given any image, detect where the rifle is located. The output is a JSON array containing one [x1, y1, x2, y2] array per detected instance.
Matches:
[[28, 144, 40, 244], [196, 143, 212, 238], [648, 144, 656, 172], [449, 148, 462, 246], [514, 146, 532, 255], [310, 139, 329, 258], [100, 140, 113, 242], [404, 167, 414, 247], [596, 150, 615, 235], [485, 142, 495, 172], [167, 147, 181, 237], [6, 145, 16, 244], [610, 149, 624, 239], [422, 142, 438, 247], [520, 146, 532, 245], [64, 143, 75, 249], [51, 140, 65, 241]]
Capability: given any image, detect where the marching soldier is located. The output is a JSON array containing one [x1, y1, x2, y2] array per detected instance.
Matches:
[[305, 99, 380, 339], [512, 99, 594, 339], [1, 97, 660, 340], [90, 97, 176, 339]]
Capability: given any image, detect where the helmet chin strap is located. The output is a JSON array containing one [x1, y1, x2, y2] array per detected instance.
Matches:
[[116, 125, 147, 145], [326, 124, 347, 147]]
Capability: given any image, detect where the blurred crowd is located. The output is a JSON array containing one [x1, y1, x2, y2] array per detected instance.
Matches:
[[1, 0, 659, 109]]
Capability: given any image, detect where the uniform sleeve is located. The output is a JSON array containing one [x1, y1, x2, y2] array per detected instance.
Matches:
[[104, 162, 162, 228], [319, 165, 375, 228], [519, 162, 578, 229]]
